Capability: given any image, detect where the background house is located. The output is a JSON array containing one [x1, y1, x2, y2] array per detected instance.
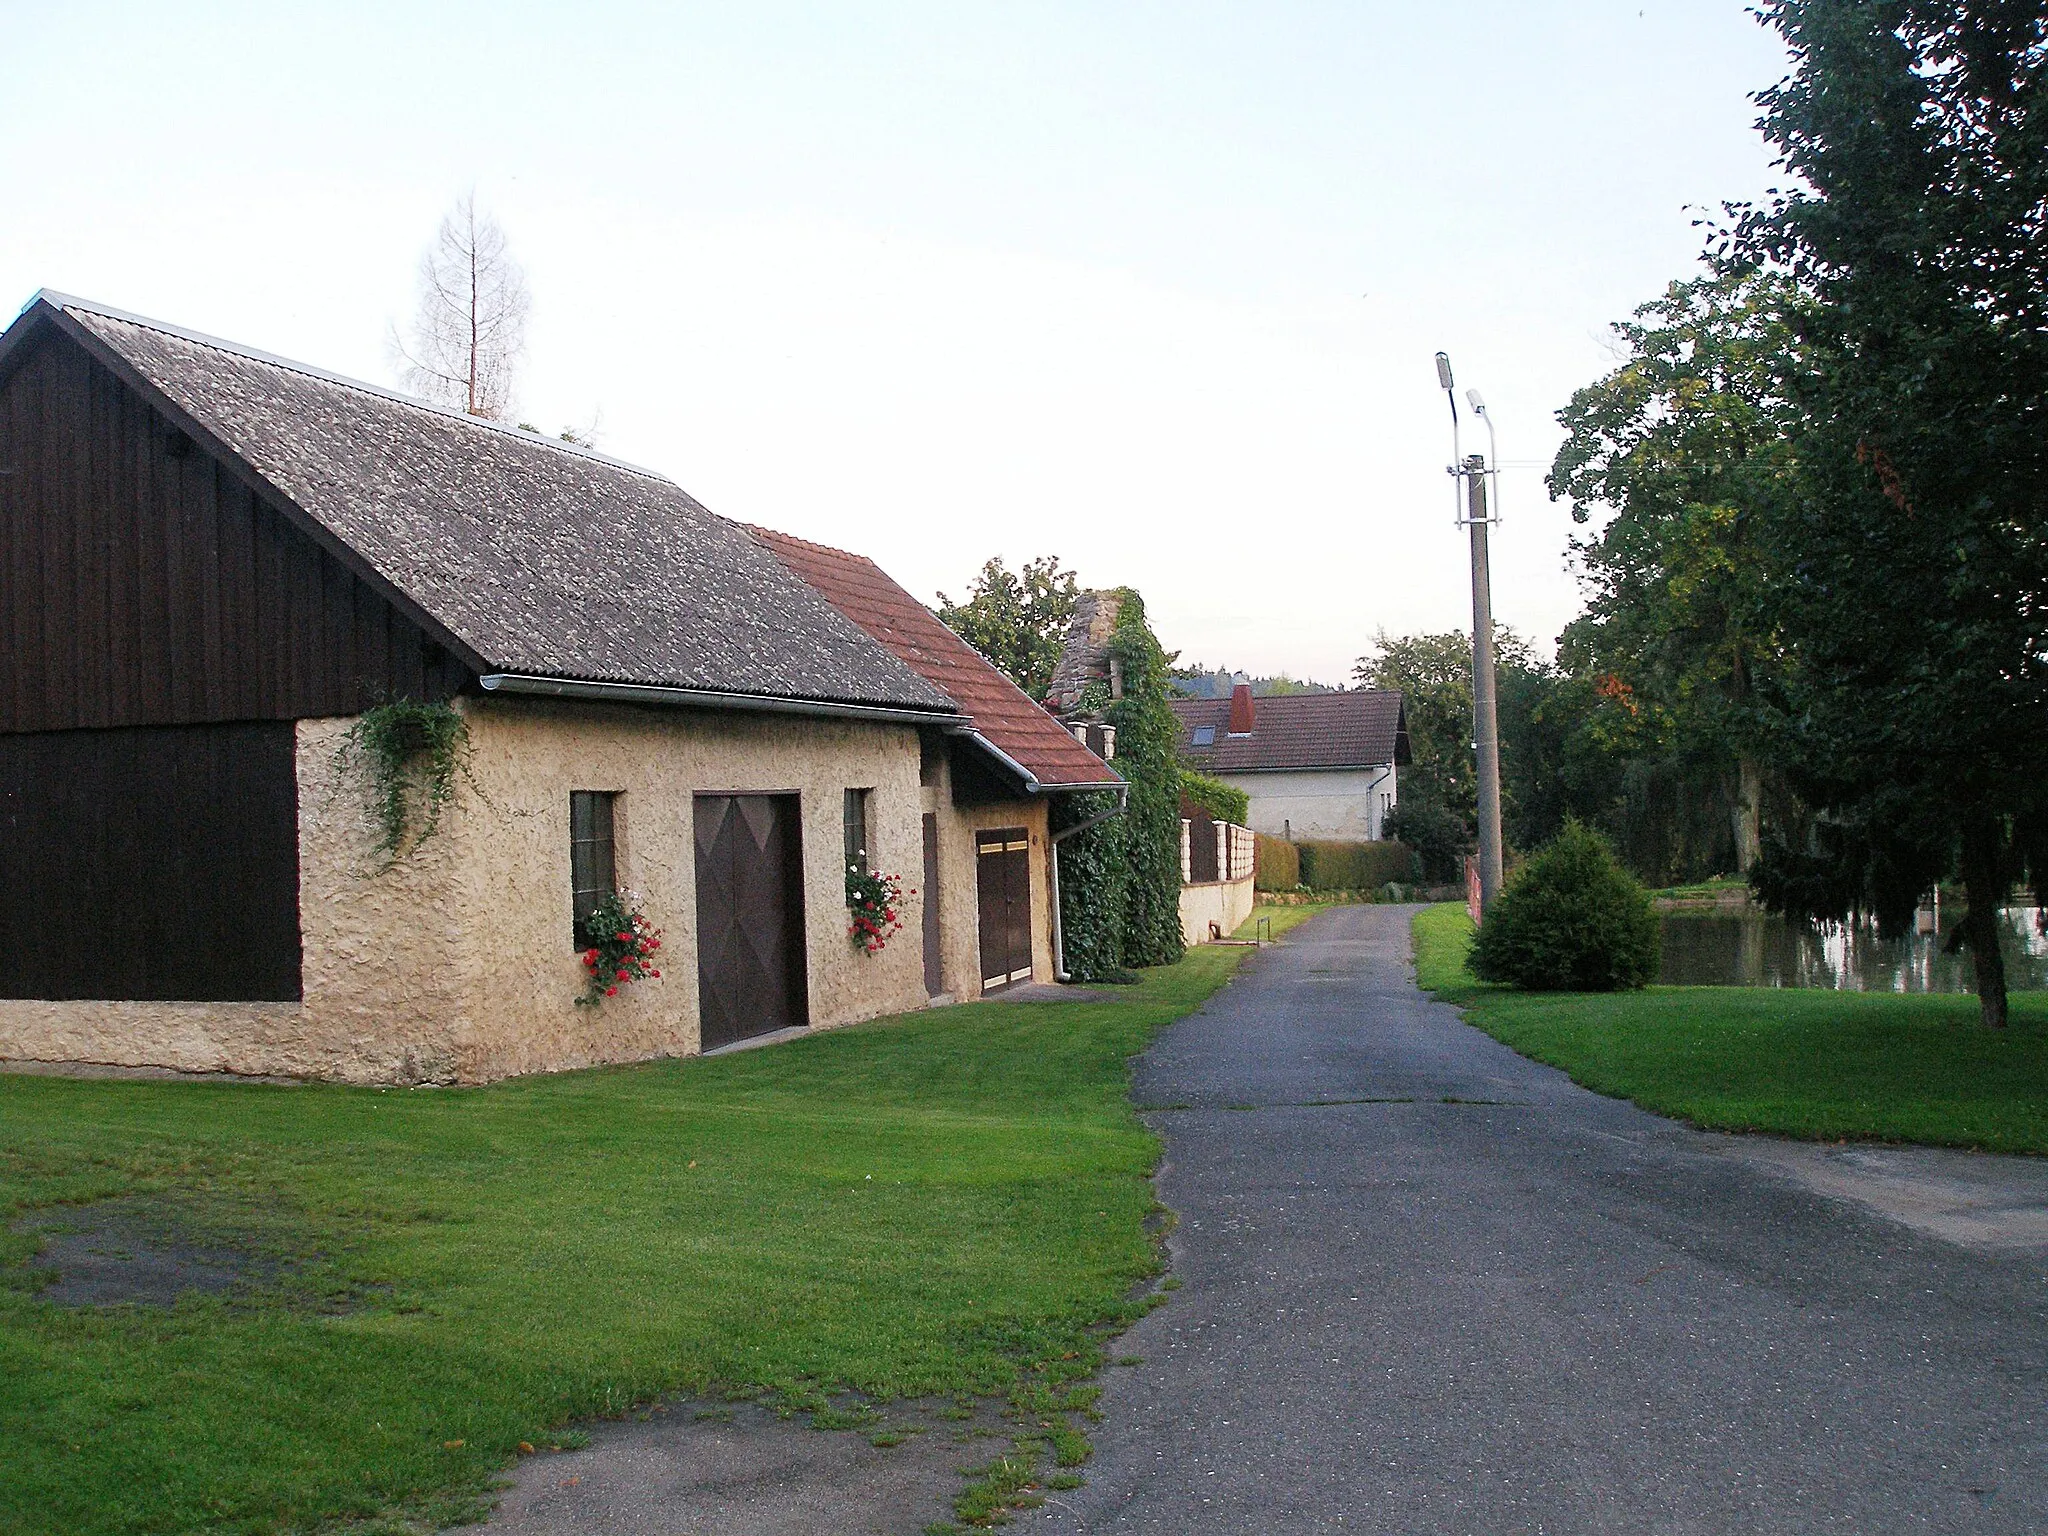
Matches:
[[1171, 682, 1410, 841], [0, 292, 1112, 1084]]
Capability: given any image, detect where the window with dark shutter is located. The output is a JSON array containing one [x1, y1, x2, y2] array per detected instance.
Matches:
[[571, 791, 617, 945], [843, 788, 872, 875]]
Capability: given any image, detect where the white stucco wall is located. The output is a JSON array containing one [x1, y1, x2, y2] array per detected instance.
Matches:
[[0, 696, 937, 1084], [920, 756, 1053, 1000], [1220, 764, 1397, 842]]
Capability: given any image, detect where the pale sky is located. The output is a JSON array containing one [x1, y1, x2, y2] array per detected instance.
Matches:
[[1, 2, 1789, 683]]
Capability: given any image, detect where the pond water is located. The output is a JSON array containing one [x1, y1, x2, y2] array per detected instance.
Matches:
[[1658, 906, 2048, 992]]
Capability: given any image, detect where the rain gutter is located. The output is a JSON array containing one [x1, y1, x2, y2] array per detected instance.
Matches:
[[476, 672, 964, 727]]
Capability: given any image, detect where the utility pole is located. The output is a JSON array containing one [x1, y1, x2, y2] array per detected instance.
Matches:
[[1465, 454, 1504, 911], [1436, 353, 1504, 913]]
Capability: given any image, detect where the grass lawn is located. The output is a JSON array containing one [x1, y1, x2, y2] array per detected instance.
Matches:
[[0, 905, 1324, 1536], [1648, 874, 1752, 905], [1412, 902, 2048, 1155]]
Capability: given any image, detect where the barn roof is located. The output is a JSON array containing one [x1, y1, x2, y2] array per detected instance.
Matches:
[[750, 528, 1121, 791], [1170, 690, 1410, 772], [2, 292, 957, 716]]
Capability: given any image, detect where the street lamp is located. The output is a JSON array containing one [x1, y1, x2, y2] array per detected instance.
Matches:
[[1436, 353, 1504, 914]]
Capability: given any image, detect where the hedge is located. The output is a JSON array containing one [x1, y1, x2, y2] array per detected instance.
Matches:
[[1296, 840, 1416, 891], [1253, 834, 1300, 891], [1180, 771, 1249, 827]]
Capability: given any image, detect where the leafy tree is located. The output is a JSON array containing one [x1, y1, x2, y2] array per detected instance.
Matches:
[[1548, 270, 1804, 874], [1355, 627, 1567, 859], [1493, 664, 1632, 861], [1355, 630, 1489, 830], [1728, 0, 2048, 1027], [935, 556, 1080, 700]]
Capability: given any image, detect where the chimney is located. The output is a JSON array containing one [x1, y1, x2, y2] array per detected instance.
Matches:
[[1228, 682, 1256, 736]]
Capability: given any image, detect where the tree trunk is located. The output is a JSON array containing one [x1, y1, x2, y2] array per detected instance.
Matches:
[[1959, 816, 2009, 1029], [1731, 755, 1762, 874]]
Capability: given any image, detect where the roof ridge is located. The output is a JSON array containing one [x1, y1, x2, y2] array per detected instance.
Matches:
[[746, 524, 885, 569], [32, 289, 672, 486]]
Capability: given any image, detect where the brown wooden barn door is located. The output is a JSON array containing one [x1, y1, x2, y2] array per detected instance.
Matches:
[[921, 813, 943, 997], [975, 827, 1033, 993], [693, 793, 808, 1051]]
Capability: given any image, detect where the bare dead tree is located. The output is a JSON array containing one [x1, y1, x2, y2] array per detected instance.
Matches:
[[393, 194, 530, 419]]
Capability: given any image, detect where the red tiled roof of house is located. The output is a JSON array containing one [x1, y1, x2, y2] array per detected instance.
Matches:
[[749, 528, 1121, 790], [1170, 690, 1410, 772]]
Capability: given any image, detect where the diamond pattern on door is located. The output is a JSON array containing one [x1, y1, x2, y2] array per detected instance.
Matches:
[[694, 793, 808, 1051]]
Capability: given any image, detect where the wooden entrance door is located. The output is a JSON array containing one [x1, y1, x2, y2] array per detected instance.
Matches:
[[693, 794, 808, 1051], [921, 813, 943, 997], [976, 827, 1033, 993]]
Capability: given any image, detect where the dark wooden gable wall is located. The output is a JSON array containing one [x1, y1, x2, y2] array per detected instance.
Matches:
[[0, 326, 471, 734]]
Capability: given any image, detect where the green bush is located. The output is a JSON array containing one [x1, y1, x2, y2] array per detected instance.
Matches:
[[1469, 820, 1660, 991], [1297, 840, 1415, 891], [1180, 771, 1249, 826], [1253, 834, 1300, 891]]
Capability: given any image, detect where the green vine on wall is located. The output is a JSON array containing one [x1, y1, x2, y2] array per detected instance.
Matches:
[[1103, 592, 1187, 969], [336, 699, 476, 862], [1054, 788, 1133, 982], [1055, 589, 1186, 980]]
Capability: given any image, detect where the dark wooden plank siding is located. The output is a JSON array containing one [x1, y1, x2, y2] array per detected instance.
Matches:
[[0, 722, 302, 1000], [0, 329, 470, 733]]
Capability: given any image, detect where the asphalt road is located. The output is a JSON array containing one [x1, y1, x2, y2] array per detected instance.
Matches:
[[1017, 904, 2048, 1534]]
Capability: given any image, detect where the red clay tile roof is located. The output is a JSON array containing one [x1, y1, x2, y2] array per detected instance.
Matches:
[[1170, 691, 1410, 772], [750, 528, 1121, 790]]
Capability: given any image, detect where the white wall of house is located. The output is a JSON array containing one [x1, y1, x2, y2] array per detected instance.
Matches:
[[1218, 764, 1397, 842]]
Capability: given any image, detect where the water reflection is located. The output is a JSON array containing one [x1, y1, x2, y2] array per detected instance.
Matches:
[[1659, 907, 2048, 991]]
